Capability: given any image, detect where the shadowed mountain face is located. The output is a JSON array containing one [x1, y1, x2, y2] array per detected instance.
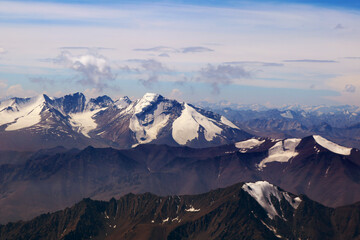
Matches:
[[0, 181, 359, 240], [0, 93, 251, 151], [0, 135, 359, 224]]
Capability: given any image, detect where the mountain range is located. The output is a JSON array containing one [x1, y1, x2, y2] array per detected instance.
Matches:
[[1, 134, 359, 224], [1, 181, 359, 240], [197, 101, 360, 149], [1, 92, 360, 239], [0, 93, 250, 151]]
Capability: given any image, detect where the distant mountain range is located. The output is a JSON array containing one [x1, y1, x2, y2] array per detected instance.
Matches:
[[1, 135, 359, 224], [197, 101, 360, 149], [197, 101, 360, 115], [0, 93, 250, 151], [1, 181, 359, 240]]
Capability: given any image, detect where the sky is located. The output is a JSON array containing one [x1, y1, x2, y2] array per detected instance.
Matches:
[[0, 0, 359, 106]]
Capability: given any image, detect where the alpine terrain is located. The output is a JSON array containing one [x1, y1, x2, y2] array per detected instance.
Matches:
[[0, 181, 359, 240], [0, 93, 251, 151]]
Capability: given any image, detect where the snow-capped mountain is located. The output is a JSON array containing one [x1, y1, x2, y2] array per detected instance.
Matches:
[[0, 92, 250, 151]]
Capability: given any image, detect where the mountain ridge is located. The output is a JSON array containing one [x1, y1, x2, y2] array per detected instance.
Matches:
[[199, 102, 360, 149], [0, 92, 250, 151], [0, 134, 359, 224], [0, 181, 359, 240]]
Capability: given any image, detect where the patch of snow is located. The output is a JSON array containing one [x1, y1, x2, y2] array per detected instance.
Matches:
[[151, 220, 154, 223], [172, 103, 222, 145], [313, 135, 352, 155], [257, 138, 301, 170], [271, 138, 280, 142], [162, 217, 169, 223], [301, 112, 307, 118], [260, 220, 281, 239], [235, 138, 265, 152], [294, 197, 301, 203], [242, 181, 301, 219], [4, 95, 45, 131], [224, 151, 235, 154], [220, 116, 240, 129], [115, 96, 131, 109], [70, 108, 105, 138], [314, 146, 321, 154], [280, 110, 293, 119], [185, 205, 200, 212], [325, 166, 330, 177]]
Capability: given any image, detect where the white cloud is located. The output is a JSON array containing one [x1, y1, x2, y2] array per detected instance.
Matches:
[[0, 81, 7, 88], [199, 64, 251, 94], [344, 84, 356, 93], [124, 59, 171, 88], [0, 48, 5, 54], [326, 75, 360, 104], [134, 46, 213, 54], [52, 51, 115, 91], [168, 88, 183, 100], [6, 84, 37, 97], [83, 88, 102, 99]]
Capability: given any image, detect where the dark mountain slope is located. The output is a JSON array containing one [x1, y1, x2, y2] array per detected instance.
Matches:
[[1, 182, 359, 240]]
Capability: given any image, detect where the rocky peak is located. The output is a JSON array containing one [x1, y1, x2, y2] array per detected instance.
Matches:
[[86, 95, 114, 111], [51, 92, 86, 114]]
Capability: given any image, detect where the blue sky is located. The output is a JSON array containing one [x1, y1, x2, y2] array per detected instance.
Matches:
[[8, 0, 360, 8], [0, 0, 359, 106]]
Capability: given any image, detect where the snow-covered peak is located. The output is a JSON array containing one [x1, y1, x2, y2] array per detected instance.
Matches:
[[133, 93, 161, 114], [172, 103, 222, 145], [143, 92, 159, 100], [313, 135, 352, 155], [242, 181, 301, 219], [115, 96, 131, 109], [235, 138, 265, 153], [1, 94, 47, 131]]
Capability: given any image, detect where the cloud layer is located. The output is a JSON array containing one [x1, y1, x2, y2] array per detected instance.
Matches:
[[133, 46, 213, 56], [199, 64, 251, 94], [283, 59, 337, 63], [52, 51, 115, 91]]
